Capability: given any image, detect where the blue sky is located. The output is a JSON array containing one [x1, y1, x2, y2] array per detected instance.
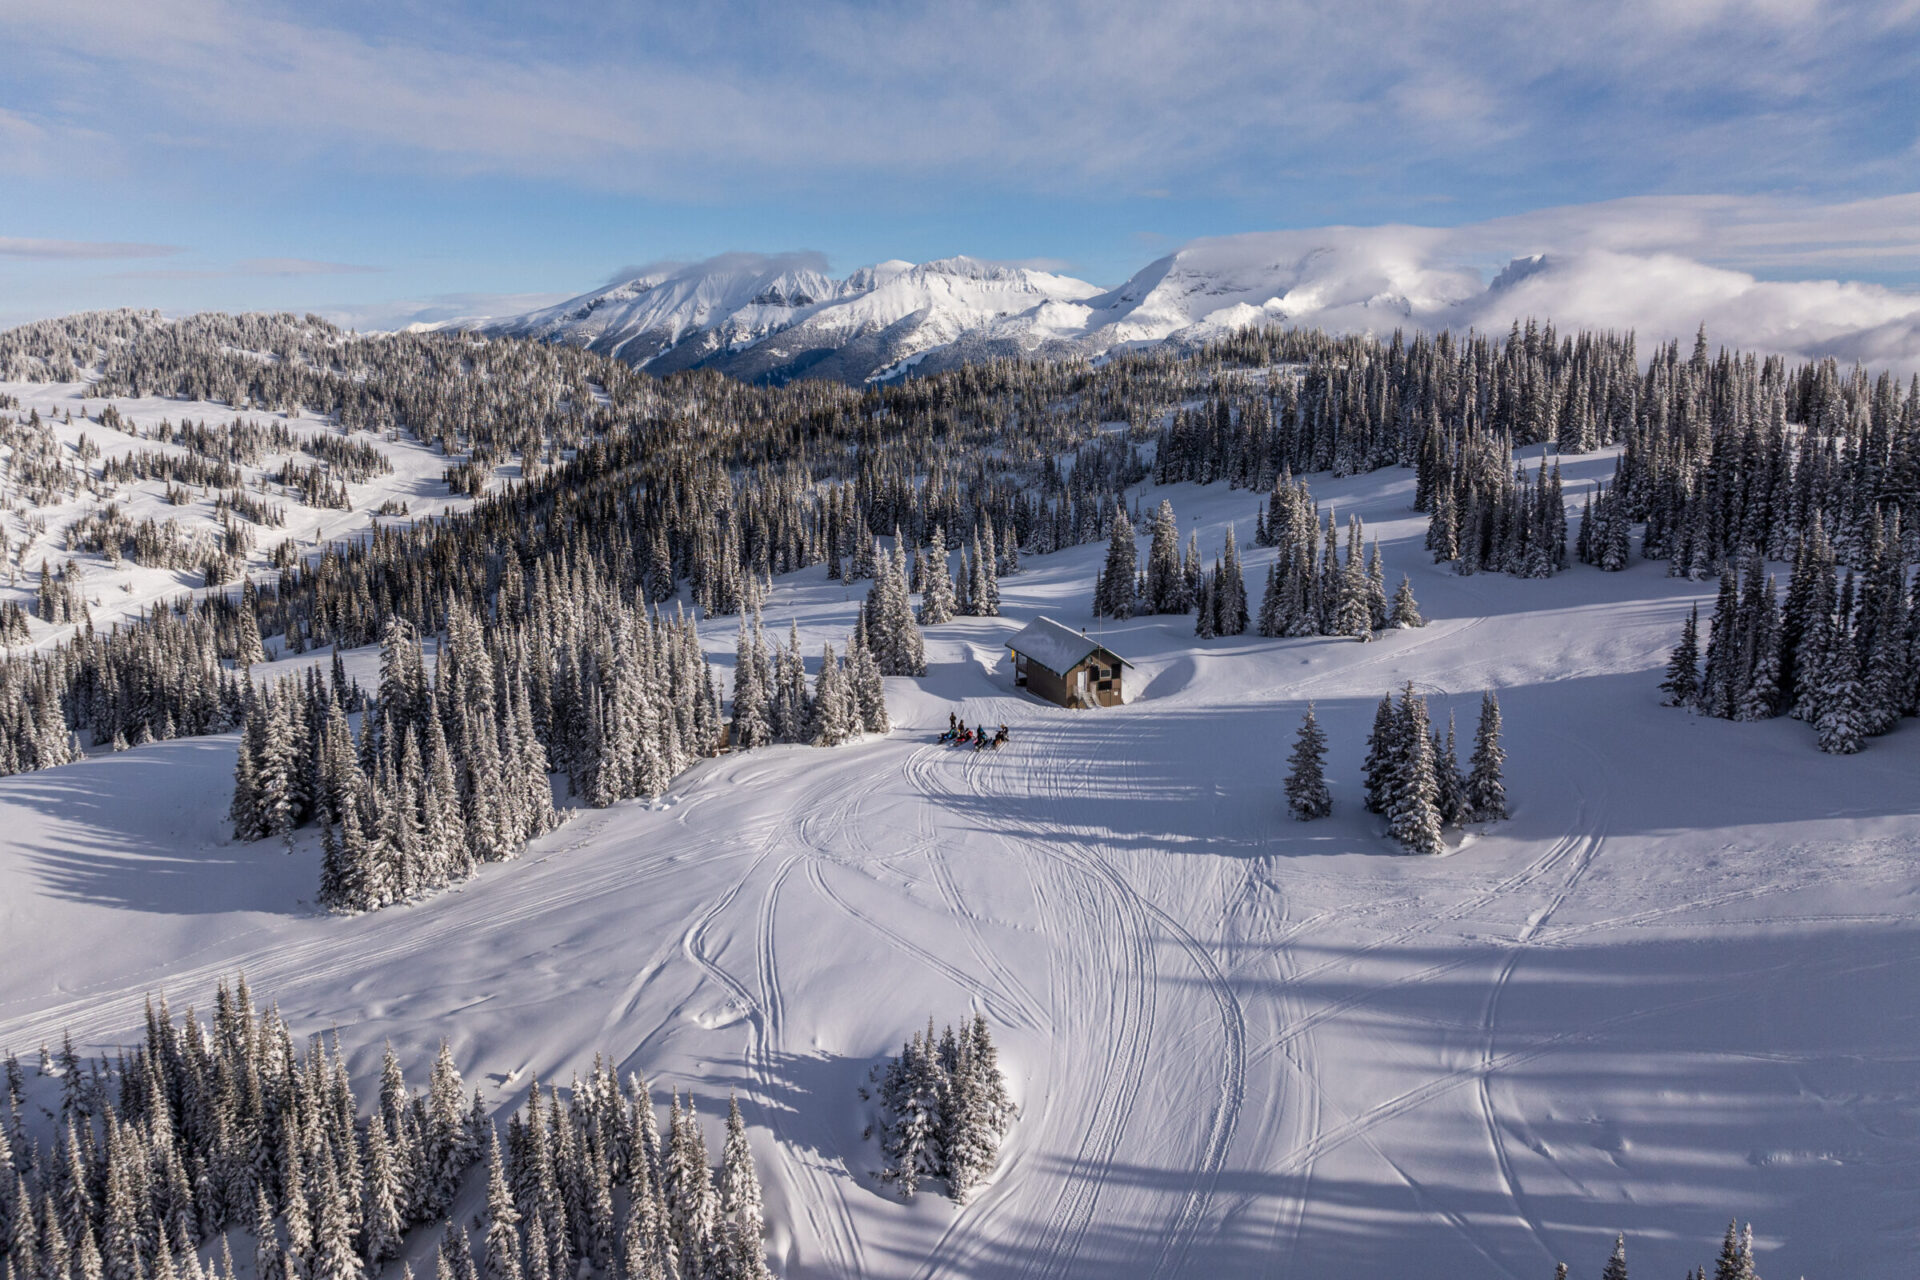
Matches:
[[2, 0, 1917, 328]]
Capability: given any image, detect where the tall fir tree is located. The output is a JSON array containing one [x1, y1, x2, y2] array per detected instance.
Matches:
[[1284, 705, 1332, 820], [1387, 689, 1446, 855], [1466, 691, 1508, 821], [1661, 605, 1701, 706]]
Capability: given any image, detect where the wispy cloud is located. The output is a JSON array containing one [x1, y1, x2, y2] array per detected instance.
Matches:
[[991, 257, 1076, 275], [1, 0, 1911, 204], [0, 236, 180, 260], [318, 292, 576, 332], [235, 258, 381, 277]]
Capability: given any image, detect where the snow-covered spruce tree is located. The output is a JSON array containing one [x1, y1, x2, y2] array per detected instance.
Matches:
[[953, 548, 974, 616], [964, 533, 992, 617], [918, 525, 956, 624], [1601, 1232, 1629, 1280], [1436, 712, 1469, 826], [1737, 583, 1783, 723], [1364, 540, 1389, 630], [1093, 508, 1137, 619], [1711, 1219, 1758, 1280], [848, 532, 878, 583], [1387, 689, 1446, 855], [1361, 695, 1400, 815], [978, 522, 1001, 615], [808, 642, 852, 746], [230, 707, 264, 842], [1388, 574, 1424, 628], [1217, 528, 1249, 634], [864, 538, 927, 676], [846, 623, 891, 735], [879, 1022, 943, 1199], [1661, 604, 1701, 706], [1695, 567, 1741, 718], [1284, 704, 1332, 820], [1144, 500, 1186, 613], [1182, 531, 1204, 607], [718, 1097, 773, 1280], [1466, 691, 1508, 821], [1814, 628, 1867, 754]]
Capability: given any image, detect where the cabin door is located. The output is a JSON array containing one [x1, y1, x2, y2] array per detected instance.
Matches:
[[1074, 668, 1088, 700]]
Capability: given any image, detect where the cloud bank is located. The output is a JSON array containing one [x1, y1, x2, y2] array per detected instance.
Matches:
[[1133, 197, 1920, 370], [0, 237, 180, 260]]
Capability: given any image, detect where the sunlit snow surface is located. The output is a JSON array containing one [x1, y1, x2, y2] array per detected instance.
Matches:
[[2, 445, 1917, 1279]]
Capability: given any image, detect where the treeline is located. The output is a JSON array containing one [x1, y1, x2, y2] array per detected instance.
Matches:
[[234, 569, 896, 913], [727, 610, 892, 751], [0, 593, 267, 769], [863, 1015, 1014, 1202], [233, 581, 723, 913], [1282, 689, 1507, 853], [1087, 498, 1254, 637], [1257, 478, 1423, 637], [0, 975, 775, 1280], [1661, 514, 1919, 754], [909, 521, 1007, 625], [1090, 485, 1423, 642], [1156, 320, 1918, 593]]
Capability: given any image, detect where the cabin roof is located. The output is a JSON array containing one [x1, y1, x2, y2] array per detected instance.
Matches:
[[1004, 616, 1131, 677]]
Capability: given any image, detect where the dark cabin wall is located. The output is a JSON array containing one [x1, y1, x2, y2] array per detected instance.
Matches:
[[1025, 659, 1070, 707], [1012, 649, 1124, 708]]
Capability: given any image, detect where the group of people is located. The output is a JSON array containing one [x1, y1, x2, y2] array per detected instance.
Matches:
[[941, 711, 1010, 751]]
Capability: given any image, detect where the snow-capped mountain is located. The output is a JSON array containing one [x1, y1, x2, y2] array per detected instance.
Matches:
[[1074, 230, 1487, 344], [476, 252, 1103, 383], [471, 235, 1536, 382]]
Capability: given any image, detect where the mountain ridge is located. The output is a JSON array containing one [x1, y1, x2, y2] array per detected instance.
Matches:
[[466, 238, 1528, 383]]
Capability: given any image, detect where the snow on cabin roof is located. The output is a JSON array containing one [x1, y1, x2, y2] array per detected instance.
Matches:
[[1004, 616, 1131, 677]]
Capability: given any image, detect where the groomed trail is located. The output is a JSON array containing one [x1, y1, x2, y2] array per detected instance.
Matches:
[[4, 449, 1920, 1279]]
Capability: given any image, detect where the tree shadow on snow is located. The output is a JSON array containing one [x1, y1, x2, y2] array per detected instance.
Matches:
[[913, 667, 1920, 862], [1133, 921, 1920, 1280], [1, 738, 313, 916]]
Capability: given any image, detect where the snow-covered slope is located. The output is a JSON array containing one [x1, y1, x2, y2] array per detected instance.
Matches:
[[3, 452, 1915, 1279], [0, 379, 480, 645]]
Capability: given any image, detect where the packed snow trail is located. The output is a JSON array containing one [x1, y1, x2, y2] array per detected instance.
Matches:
[[3, 458, 1920, 1278]]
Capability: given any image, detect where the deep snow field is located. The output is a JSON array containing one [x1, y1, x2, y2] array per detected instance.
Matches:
[[2, 433, 1918, 1279]]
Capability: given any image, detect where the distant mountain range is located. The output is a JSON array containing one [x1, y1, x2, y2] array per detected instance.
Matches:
[[465, 236, 1567, 384], [461, 223, 1920, 382]]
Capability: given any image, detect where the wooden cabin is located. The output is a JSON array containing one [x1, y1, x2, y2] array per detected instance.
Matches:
[[1005, 616, 1131, 708]]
